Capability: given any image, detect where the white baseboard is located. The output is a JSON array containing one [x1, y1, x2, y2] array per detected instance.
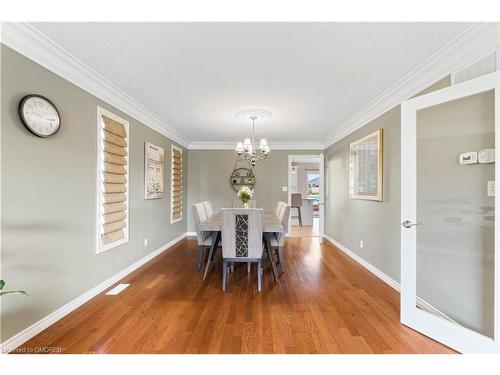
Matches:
[[322, 234, 400, 290], [185, 231, 197, 237], [0, 232, 188, 353], [321, 234, 456, 324]]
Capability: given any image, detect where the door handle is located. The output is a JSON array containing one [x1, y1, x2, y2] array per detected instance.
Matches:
[[402, 220, 422, 228]]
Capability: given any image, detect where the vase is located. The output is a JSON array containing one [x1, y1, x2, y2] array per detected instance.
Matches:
[[243, 202, 249, 209]]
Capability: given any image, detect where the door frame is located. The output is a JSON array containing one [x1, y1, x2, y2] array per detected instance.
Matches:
[[400, 71, 500, 353], [287, 154, 325, 241]]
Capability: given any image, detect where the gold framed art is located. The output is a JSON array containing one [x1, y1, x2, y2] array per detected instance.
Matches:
[[349, 129, 383, 201]]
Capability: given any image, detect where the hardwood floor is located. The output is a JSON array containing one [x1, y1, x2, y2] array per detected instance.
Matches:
[[290, 218, 319, 237], [14, 237, 455, 354]]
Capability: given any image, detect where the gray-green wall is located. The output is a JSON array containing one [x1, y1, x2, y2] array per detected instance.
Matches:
[[324, 77, 451, 283], [187, 150, 321, 232], [1, 45, 187, 342]]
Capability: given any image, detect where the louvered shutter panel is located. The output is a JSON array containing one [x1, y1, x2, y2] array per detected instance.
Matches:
[[171, 145, 183, 222], [97, 108, 129, 252]]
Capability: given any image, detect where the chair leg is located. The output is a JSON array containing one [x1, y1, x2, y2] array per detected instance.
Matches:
[[231, 263, 235, 273], [196, 246, 202, 272], [298, 207, 302, 227], [203, 246, 215, 281], [257, 259, 262, 291], [222, 259, 227, 291], [278, 247, 286, 273], [247, 262, 251, 273]]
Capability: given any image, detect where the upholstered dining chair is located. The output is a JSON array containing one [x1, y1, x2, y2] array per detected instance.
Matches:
[[269, 204, 290, 273], [232, 199, 257, 208], [220, 208, 264, 291], [192, 202, 217, 272], [274, 201, 284, 217], [202, 200, 214, 218]]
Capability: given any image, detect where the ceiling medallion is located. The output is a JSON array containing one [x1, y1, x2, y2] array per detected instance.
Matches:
[[235, 109, 272, 167]]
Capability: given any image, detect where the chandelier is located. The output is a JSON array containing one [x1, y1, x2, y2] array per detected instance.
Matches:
[[235, 109, 271, 167]]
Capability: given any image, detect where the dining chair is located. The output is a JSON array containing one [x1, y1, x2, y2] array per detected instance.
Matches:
[[290, 193, 303, 227], [192, 203, 217, 272], [269, 204, 290, 273], [274, 201, 284, 217], [220, 208, 264, 291], [202, 200, 214, 217], [277, 201, 286, 219], [232, 199, 257, 208]]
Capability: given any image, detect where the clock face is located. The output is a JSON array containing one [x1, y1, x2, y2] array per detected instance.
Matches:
[[19, 95, 61, 137]]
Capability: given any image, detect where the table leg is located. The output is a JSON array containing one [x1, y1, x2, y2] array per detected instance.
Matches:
[[264, 233, 279, 283], [203, 231, 220, 281]]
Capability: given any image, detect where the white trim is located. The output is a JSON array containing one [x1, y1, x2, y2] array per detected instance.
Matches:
[[1, 22, 189, 148], [400, 71, 500, 354], [96, 106, 130, 254], [0, 233, 188, 354], [188, 141, 325, 150], [321, 235, 459, 327], [324, 23, 500, 148], [185, 231, 197, 236], [322, 234, 400, 290], [170, 144, 183, 224]]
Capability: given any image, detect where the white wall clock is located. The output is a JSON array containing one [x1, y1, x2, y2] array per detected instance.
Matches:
[[18, 94, 61, 138]]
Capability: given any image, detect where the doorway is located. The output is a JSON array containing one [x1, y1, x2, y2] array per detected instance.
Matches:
[[287, 155, 324, 239]]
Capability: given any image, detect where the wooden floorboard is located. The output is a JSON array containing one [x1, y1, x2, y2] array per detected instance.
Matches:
[[14, 237, 455, 354]]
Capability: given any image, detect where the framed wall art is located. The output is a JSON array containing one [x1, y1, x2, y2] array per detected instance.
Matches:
[[349, 129, 383, 201], [144, 142, 164, 200]]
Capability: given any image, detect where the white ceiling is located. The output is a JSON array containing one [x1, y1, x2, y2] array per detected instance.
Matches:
[[29, 22, 473, 145]]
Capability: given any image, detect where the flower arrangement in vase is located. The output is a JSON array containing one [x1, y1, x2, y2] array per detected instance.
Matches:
[[237, 186, 253, 208]]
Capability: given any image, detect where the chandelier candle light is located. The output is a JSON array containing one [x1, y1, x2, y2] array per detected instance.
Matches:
[[235, 109, 271, 167]]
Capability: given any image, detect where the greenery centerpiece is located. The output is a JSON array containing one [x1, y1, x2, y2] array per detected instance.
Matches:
[[0, 280, 27, 297], [237, 186, 253, 208]]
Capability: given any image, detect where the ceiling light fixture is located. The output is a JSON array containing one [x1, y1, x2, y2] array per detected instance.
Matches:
[[235, 109, 272, 167]]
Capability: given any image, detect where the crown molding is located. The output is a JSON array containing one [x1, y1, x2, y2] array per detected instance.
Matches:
[[188, 141, 324, 150], [1, 22, 190, 147], [324, 22, 500, 148]]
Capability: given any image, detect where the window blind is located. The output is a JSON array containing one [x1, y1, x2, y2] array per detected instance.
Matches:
[[97, 107, 129, 253], [171, 145, 183, 223]]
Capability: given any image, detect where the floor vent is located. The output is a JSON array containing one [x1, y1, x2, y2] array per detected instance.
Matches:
[[105, 283, 130, 295]]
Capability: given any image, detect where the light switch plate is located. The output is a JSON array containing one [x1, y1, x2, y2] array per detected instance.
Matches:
[[478, 148, 495, 163], [282, 186, 288, 192], [488, 181, 495, 197]]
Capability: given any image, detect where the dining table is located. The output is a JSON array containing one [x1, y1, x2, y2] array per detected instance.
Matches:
[[198, 211, 284, 282]]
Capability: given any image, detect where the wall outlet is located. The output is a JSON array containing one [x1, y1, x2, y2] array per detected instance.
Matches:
[[360, 240, 364, 249], [144, 238, 148, 247], [282, 186, 288, 192]]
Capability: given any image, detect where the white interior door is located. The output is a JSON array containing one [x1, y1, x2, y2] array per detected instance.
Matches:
[[401, 71, 499, 353], [319, 153, 325, 243]]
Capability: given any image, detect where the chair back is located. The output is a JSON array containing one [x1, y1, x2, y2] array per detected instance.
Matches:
[[232, 199, 256, 208], [221, 208, 263, 259], [274, 201, 284, 217], [276, 204, 291, 247], [276, 201, 286, 218], [192, 203, 210, 245], [291, 193, 302, 207], [202, 200, 214, 217]]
